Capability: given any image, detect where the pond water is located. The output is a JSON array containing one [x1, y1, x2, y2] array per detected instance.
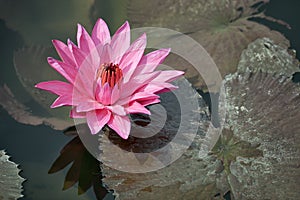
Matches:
[[0, 0, 299, 199]]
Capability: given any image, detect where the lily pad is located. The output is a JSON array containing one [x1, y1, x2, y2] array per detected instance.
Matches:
[[0, 85, 72, 130], [222, 72, 300, 199], [98, 78, 234, 199], [0, 150, 25, 200], [237, 37, 300, 76], [127, 0, 290, 91]]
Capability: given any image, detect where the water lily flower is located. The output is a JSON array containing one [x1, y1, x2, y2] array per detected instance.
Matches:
[[35, 19, 184, 139]]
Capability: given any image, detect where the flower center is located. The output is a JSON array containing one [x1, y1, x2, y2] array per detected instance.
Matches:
[[97, 63, 123, 87]]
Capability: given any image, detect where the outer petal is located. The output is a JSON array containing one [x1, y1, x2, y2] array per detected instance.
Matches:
[[86, 109, 111, 134], [47, 57, 77, 84], [132, 48, 170, 77], [35, 80, 73, 96], [140, 82, 178, 94], [125, 101, 151, 115], [139, 98, 160, 106], [107, 114, 131, 139], [151, 70, 184, 82], [130, 92, 159, 102], [51, 95, 72, 108], [77, 24, 96, 54], [52, 39, 76, 66], [92, 18, 111, 45], [120, 33, 147, 83], [111, 21, 130, 63]]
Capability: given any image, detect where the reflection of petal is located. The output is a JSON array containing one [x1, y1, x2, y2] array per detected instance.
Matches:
[[0, 150, 25, 199]]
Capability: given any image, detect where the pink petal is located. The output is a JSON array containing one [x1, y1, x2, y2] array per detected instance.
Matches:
[[51, 95, 72, 108], [139, 98, 160, 106], [106, 105, 126, 116], [120, 71, 160, 99], [86, 109, 111, 134], [100, 44, 112, 64], [92, 18, 111, 46], [125, 101, 151, 115], [47, 57, 77, 84], [120, 33, 147, 82], [110, 84, 120, 105], [35, 81, 73, 96], [77, 24, 96, 54], [76, 101, 104, 112], [107, 114, 131, 139], [97, 83, 112, 105], [130, 92, 159, 102], [140, 82, 178, 94], [152, 70, 184, 82], [133, 48, 170, 77], [70, 42, 87, 68], [70, 107, 86, 118], [52, 40, 76, 66], [111, 21, 130, 63]]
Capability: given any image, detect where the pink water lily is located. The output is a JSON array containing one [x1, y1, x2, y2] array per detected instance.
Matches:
[[35, 19, 184, 139]]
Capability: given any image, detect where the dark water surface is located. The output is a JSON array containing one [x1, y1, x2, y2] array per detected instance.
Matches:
[[0, 0, 299, 199]]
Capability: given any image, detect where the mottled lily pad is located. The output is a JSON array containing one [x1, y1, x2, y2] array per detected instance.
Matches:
[[0, 150, 25, 200], [127, 0, 290, 91], [238, 37, 300, 76], [222, 72, 300, 199]]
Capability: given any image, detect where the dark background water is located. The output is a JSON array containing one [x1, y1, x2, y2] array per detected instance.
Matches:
[[0, 0, 299, 199]]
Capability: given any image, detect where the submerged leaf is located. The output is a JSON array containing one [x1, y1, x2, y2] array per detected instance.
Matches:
[[0, 150, 25, 200], [223, 72, 300, 199], [127, 0, 290, 91]]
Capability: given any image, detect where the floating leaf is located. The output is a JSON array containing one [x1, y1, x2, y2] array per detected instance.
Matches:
[[237, 37, 299, 76], [222, 72, 300, 199], [0, 150, 25, 200], [0, 85, 72, 130], [127, 0, 290, 91], [0, 0, 94, 45], [99, 78, 233, 199]]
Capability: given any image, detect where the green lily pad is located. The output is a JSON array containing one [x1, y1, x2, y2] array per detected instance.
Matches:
[[0, 150, 25, 200], [127, 0, 290, 91]]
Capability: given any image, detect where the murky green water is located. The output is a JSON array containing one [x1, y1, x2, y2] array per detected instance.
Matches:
[[0, 0, 299, 199]]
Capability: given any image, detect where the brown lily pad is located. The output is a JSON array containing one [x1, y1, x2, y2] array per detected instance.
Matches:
[[222, 72, 300, 199], [127, 0, 290, 91]]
